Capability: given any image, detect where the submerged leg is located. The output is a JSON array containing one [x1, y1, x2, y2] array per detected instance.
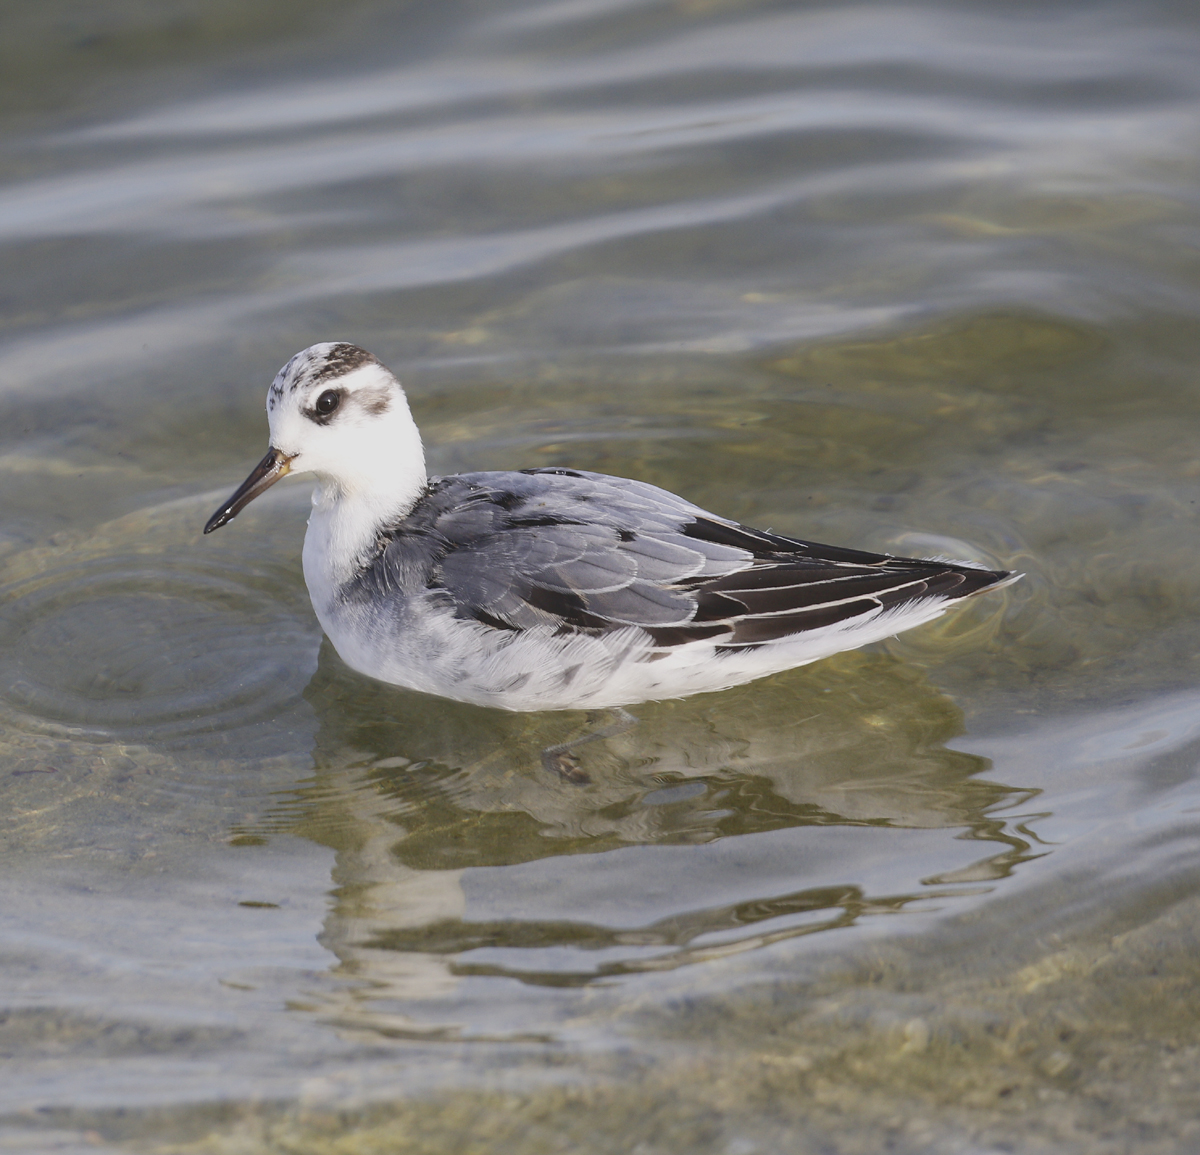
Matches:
[[541, 707, 638, 784]]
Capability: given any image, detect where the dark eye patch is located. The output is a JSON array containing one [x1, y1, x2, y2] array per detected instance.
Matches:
[[306, 388, 344, 424]]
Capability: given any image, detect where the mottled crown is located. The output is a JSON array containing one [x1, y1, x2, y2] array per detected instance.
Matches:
[[268, 342, 380, 409]]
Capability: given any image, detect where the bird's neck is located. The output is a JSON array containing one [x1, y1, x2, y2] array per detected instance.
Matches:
[[303, 437, 427, 591]]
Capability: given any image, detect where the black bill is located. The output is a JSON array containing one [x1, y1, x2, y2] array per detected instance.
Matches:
[[203, 447, 294, 533]]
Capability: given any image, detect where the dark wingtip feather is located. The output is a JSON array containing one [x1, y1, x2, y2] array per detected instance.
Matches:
[[941, 565, 1021, 600]]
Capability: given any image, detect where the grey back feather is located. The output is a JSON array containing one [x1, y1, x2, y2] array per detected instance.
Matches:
[[341, 468, 1011, 649]]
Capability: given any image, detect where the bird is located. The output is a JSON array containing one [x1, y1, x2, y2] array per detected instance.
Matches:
[[204, 342, 1019, 723]]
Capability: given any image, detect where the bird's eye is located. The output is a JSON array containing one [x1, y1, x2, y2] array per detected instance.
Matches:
[[315, 389, 341, 415]]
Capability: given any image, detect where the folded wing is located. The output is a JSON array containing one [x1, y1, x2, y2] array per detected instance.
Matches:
[[363, 468, 1014, 650]]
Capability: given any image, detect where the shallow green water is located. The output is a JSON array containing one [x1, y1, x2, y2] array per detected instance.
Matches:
[[3, 1, 1200, 1151]]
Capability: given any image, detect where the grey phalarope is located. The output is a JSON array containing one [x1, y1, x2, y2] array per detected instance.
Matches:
[[204, 343, 1019, 714]]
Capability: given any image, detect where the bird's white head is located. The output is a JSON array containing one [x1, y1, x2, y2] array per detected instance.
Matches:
[[204, 342, 427, 535]]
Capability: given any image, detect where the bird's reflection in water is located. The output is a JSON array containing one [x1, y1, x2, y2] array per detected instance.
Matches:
[[240, 641, 1038, 1038]]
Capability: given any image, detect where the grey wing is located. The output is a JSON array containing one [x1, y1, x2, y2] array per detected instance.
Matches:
[[373, 469, 1016, 649], [432, 470, 751, 634]]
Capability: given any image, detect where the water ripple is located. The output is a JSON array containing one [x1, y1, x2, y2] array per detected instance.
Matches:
[[0, 498, 318, 746]]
